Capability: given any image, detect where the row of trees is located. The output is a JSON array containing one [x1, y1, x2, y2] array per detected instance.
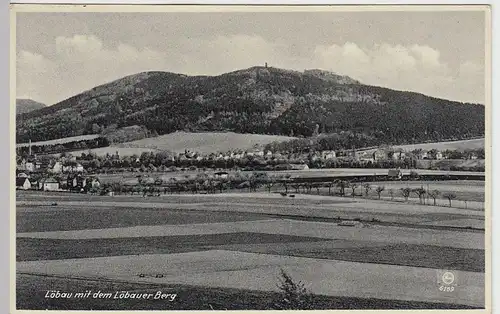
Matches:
[[92, 171, 461, 207], [17, 137, 109, 157]]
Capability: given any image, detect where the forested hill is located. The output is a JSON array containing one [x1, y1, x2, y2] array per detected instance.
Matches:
[[16, 66, 484, 144], [16, 99, 46, 115]]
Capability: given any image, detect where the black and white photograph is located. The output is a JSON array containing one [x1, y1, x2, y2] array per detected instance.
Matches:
[[12, 5, 491, 312]]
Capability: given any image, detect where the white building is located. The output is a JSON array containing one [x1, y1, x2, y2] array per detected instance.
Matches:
[[322, 150, 336, 159], [16, 177, 31, 190], [51, 161, 63, 173], [40, 177, 60, 191]]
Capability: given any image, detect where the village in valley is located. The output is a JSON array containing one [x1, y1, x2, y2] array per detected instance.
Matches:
[[16, 139, 484, 197]]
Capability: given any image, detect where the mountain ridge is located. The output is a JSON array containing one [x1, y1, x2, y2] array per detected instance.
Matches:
[[16, 98, 46, 115], [16, 66, 484, 145]]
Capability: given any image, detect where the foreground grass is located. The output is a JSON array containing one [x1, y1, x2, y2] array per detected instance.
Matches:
[[17, 274, 479, 310]]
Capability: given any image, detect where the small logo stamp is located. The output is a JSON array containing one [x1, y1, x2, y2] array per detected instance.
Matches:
[[441, 272, 455, 285], [437, 270, 457, 293]]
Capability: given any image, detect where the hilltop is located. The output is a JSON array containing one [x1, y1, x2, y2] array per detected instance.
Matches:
[[16, 66, 484, 146], [16, 99, 46, 115]]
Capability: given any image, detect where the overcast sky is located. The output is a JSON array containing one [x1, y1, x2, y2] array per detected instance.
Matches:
[[16, 10, 487, 105]]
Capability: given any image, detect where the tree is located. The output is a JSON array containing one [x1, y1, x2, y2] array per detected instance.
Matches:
[[265, 176, 276, 193], [388, 188, 394, 201], [413, 187, 427, 204], [325, 181, 335, 195], [312, 124, 320, 137], [400, 187, 411, 201], [336, 180, 349, 197], [428, 190, 440, 206], [375, 186, 385, 199], [350, 182, 358, 198], [363, 183, 371, 197], [282, 180, 289, 194], [443, 193, 457, 207]]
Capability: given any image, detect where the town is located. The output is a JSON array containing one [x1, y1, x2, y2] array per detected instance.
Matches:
[[16, 142, 485, 198]]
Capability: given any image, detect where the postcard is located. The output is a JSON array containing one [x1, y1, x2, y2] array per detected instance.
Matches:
[[10, 4, 491, 313]]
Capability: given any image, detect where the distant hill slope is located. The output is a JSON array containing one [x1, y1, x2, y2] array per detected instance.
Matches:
[[361, 138, 485, 154], [16, 66, 485, 145], [117, 131, 297, 153], [70, 131, 296, 156], [16, 99, 46, 115]]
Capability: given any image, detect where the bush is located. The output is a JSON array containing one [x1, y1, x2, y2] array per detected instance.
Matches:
[[273, 269, 313, 310]]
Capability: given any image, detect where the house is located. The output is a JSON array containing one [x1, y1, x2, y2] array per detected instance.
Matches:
[[16, 177, 31, 190], [40, 177, 59, 191], [35, 160, 50, 171], [50, 161, 64, 173], [322, 150, 336, 159], [185, 150, 196, 158], [289, 163, 309, 171], [469, 152, 478, 160], [25, 161, 35, 172], [391, 149, 406, 160], [142, 177, 156, 185], [435, 151, 444, 160], [388, 169, 403, 180], [373, 149, 388, 161], [345, 150, 357, 159], [214, 171, 229, 179], [416, 151, 429, 159], [265, 151, 273, 158], [67, 174, 86, 191], [358, 152, 374, 163], [310, 153, 321, 162], [67, 155, 77, 162], [87, 177, 100, 189], [63, 162, 84, 173], [253, 149, 264, 157]]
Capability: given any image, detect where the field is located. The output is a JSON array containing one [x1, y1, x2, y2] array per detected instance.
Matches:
[[71, 131, 296, 156], [16, 187, 485, 310], [16, 134, 101, 147], [361, 138, 484, 153], [96, 168, 486, 185]]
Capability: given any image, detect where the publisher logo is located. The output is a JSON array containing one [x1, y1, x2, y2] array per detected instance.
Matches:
[[437, 270, 457, 293], [442, 272, 455, 285]]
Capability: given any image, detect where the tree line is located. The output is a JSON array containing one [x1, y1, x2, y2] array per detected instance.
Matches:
[[17, 137, 109, 157]]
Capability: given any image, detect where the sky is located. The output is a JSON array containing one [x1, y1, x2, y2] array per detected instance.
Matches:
[[16, 9, 487, 105]]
